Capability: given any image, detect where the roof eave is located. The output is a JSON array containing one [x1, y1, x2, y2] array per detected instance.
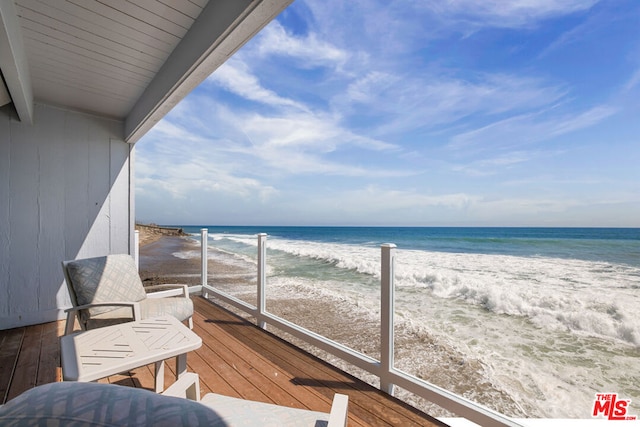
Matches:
[[124, 0, 293, 144]]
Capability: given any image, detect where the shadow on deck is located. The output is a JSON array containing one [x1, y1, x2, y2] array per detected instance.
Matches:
[[0, 296, 447, 426]]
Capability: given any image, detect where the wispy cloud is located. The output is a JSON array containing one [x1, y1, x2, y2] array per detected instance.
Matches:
[[449, 105, 617, 150], [240, 112, 395, 152], [297, 185, 609, 226], [302, 0, 601, 58], [136, 139, 277, 203], [295, 185, 483, 223], [207, 58, 309, 111], [251, 20, 349, 69], [141, 95, 408, 181], [422, 0, 599, 29], [451, 151, 543, 176], [202, 106, 406, 177], [347, 186, 482, 210], [338, 72, 567, 137], [624, 68, 640, 91]]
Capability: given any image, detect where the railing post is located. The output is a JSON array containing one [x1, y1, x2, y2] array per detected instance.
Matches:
[[257, 233, 267, 329], [201, 228, 208, 296], [134, 229, 140, 270], [380, 243, 396, 395]]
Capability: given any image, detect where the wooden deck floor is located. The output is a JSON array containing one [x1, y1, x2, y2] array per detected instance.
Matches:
[[0, 296, 446, 426]]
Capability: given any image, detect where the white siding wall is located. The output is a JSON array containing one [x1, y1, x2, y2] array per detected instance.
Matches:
[[0, 103, 133, 329]]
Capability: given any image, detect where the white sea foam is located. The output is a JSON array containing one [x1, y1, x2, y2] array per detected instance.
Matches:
[[229, 235, 640, 346], [171, 250, 199, 259]]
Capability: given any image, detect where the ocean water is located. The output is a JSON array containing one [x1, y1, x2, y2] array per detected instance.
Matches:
[[179, 226, 640, 418]]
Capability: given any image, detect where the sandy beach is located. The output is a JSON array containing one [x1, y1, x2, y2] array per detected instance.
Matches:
[[138, 227, 252, 289]]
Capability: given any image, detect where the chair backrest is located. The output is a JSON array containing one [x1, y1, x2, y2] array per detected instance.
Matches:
[[62, 254, 147, 316]]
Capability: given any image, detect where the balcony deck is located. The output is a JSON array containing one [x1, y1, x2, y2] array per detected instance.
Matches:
[[0, 296, 446, 426]]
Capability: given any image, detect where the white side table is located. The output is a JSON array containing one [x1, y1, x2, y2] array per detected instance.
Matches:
[[61, 316, 202, 392]]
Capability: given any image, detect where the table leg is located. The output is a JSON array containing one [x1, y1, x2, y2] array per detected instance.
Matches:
[[176, 353, 187, 379], [154, 360, 165, 393]]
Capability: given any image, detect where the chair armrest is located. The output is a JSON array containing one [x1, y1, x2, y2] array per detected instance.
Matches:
[[327, 394, 349, 427], [162, 372, 200, 402], [145, 284, 189, 298], [64, 301, 141, 315], [64, 302, 141, 335]]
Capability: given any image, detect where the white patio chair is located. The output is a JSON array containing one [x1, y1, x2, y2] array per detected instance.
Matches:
[[62, 254, 193, 335], [162, 373, 349, 427]]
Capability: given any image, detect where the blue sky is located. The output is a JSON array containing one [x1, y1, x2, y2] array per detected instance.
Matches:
[[135, 0, 640, 227]]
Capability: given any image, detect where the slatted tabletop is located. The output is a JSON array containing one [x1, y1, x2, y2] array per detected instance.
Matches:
[[60, 316, 201, 384]]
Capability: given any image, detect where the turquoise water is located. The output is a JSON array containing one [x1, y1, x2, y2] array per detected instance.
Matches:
[[183, 226, 640, 265], [175, 226, 640, 418]]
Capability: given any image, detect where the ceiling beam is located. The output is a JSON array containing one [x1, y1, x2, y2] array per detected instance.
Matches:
[[124, 0, 293, 144], [0, 0, 33, 124]]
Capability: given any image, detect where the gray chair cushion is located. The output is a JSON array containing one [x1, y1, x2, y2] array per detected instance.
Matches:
[[84, 297, 194, 329], [140, 297, 194, 322], [0, 382, 226, 426], [65, 254, 147, 319]]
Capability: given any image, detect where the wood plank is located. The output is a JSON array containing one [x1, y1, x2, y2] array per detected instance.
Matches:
[[183, 349, 235, 397], [178, 323, 263, 400], [66, 0, 185, 40], [203, 313, 372, 427], [187, 0, 209, 9], [35, 322, 61, 386], [194, 300, 383, 427], [62, 110, 90, 260], [129, 364, 156, 391], [18, 5, 165, 69], [0, 113, 10, 318], [29, 57, 146, 94], [195, 298, 444, 427], [33, 107, 66, 316], [192, 310, 333, 410], [195, 317, 299, 404], [107, 135, 132, 255], [180, 310, 368, 425], [0, 328, 24, 404], [18, 0, 174, 56], [23, 30, 156, 76], [157, 0, 204, 20], [106, 372, 136, 388], [7, 121, 40, 315], [29, 71, 132, 115], [125, 0, 196, 30], [6, 324, 43, 401]]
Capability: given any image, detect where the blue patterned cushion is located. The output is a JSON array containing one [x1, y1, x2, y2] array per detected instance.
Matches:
[[66, 254, 147, 319], [0, 382, 226, 426]]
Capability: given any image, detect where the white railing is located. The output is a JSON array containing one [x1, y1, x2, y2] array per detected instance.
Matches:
[[197, 230, 527, 427]]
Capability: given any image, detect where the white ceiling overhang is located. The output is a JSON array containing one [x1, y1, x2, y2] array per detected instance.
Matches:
[[0, 0, 293, 143]]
